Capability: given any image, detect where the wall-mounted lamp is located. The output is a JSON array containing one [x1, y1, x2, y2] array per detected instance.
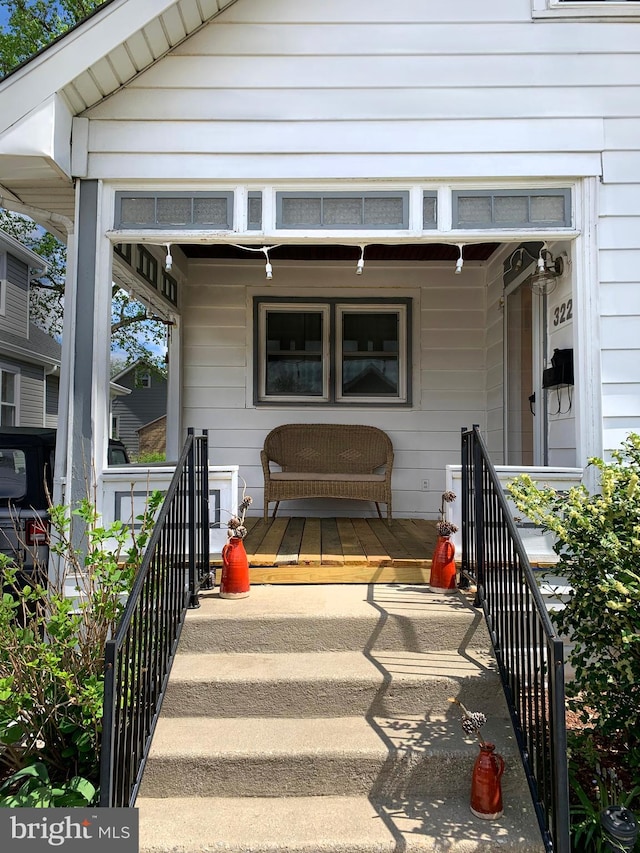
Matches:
[[455, 244, 464, 275], [356, 245, 365, 275], [164, 243, 173, 272], [529, 247, 564, 296]]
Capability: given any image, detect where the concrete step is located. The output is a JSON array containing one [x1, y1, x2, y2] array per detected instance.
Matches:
[[139, 715, 528, 800], [161, 648, 508, 719], [182, 585, 491, 654], [137, 794, 546, 853]]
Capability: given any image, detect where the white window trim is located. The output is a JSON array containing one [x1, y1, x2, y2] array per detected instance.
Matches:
[[0, 367, 19, 426], [532, 0, 640, 19], [335, 304, 408, 404]]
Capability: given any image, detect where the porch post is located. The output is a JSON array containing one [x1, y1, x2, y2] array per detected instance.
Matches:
[[53, 179, 110, 579]]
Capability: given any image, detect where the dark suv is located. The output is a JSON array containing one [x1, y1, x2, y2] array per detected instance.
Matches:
[[0, 427, 129, 574]]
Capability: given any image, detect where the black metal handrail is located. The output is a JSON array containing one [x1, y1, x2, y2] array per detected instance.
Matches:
[[99, 428, 210, 808], [461, 425, 570, 853]]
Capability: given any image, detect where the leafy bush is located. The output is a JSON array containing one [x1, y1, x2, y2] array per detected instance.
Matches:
[[508, 433, 640, 752], [0, 491, 162, 802], [0, 763, 96, 808]]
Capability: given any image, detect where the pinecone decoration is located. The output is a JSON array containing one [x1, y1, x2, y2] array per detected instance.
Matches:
[[449, 697, 487, 745], [461, 711, 487, 736]]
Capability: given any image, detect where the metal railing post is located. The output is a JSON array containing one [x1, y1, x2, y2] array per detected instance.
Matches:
[[187, 428, 199, 608], [472, 425, 485, 607], [459, 427, 470, 589]]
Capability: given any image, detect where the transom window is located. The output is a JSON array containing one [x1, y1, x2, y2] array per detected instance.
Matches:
[[115, 192, 233, 229], [453, 189, 571, 229], [276, 192, 409, 230], [255, 298, 411, 405], [0, 369, 17, 425]]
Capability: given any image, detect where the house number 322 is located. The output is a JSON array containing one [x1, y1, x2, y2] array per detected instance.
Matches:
[[552, 299, 573, 327]]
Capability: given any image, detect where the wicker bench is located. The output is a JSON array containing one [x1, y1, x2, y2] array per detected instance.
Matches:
[[261, 423, 393, 522]]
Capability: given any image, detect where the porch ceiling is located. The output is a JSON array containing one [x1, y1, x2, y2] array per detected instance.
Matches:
[[180, 242, 502, 262]]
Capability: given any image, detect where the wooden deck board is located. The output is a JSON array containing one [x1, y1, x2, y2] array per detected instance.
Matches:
[[299, 517, 322, 565], [321, 518, 344, 565], [335, 518, 368, 563], [367, 518, 415, 562], [392, 518, 434, 560], [250, 518, 289, 565], [276, 517, 305, 565], [351, 518, 390, 565]]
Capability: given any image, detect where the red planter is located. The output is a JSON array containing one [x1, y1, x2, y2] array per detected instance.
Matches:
[[429, 535, 457, 592], [470, 742, 505, 820], [219, 536, 250, 599]]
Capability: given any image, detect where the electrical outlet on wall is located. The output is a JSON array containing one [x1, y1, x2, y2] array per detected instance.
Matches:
[[421, 479, 430, 491]]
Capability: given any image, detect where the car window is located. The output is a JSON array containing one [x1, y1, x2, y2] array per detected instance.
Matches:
[[0, 449, 27, 500], [108, 446, 129, 465]]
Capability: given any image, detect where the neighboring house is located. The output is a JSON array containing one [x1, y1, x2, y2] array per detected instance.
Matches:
[[0, 0, 638, 518], [0, 229, 60, 428], [110, 360, 167, 459]]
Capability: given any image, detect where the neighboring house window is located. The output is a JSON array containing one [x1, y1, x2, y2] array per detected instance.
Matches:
[[0, 369, 17, 425], [0, 253, 6, 316], [255, 298, 411, 405], [111, 415, 120, 438], [138, 372, 152, 389]]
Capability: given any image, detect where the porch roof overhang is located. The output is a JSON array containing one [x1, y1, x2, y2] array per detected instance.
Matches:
[[0, 0, 241, 235]]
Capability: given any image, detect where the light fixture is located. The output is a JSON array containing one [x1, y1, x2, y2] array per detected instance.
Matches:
[[529, 247, 564, 296], [455, 244, 464, 275], [164, 243, 173, 272], [356, 245, 365, 275], [262, 246, 273, 280]]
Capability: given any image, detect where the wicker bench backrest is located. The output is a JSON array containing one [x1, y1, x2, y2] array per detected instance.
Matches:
[[264, 424, 392, 475]]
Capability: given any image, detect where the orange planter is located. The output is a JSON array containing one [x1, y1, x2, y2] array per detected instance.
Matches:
[[219, 536, 250, 599], [470, 742, 505, 820], [429, 535, 457, 592]]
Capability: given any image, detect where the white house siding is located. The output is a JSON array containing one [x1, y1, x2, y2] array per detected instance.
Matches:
[[81, 0, 640, 471], [182, 260, 487, 519], [599, 123, 640, 458]]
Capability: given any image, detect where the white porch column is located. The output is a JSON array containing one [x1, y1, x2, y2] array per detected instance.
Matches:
[[53, 179, 112, 576]]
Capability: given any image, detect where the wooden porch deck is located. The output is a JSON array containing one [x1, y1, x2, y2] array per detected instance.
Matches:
[[213, 517, 439, 584]]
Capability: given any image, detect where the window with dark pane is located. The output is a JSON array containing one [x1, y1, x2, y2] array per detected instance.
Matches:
[[341, 312, 400, 398], [265, 310, 324, 396]]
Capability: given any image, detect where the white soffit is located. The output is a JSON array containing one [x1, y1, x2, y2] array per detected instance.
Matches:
[[63, 0, 239, 114], [0, 0, 239, 132]]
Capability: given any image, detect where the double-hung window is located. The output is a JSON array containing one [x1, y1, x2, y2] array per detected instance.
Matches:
[[255, 298, 411, 405], [0, 369, 17, 425]]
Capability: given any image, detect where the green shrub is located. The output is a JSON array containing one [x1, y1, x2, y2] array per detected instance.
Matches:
[[508, 433, 640, 753], [0, 491, 163, 802]]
